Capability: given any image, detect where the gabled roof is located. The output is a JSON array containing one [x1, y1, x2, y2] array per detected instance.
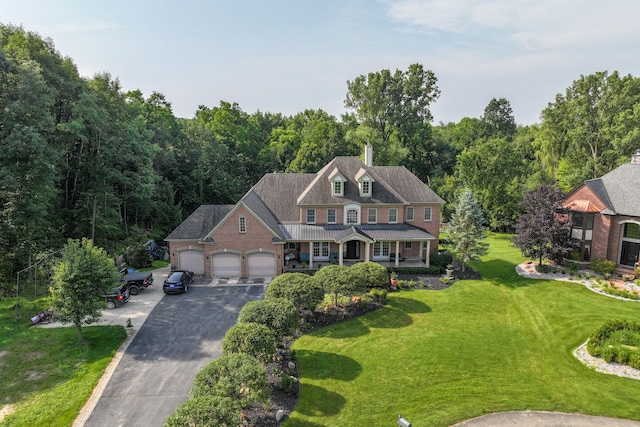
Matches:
[[295, 157, 445, 206], [165, 205, 234, 240], [584, 163, 640, 216]]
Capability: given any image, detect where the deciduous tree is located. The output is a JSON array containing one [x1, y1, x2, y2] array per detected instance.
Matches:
[[49, 238, 120, 343]]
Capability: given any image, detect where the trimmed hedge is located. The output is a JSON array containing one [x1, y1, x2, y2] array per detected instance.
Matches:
[[388, 266, 444, 275], [350, 261, 388, 288], [221, 322, 276, 363], [189, 353, 269, 407], [586, 319, 640, 369], [265, 272, 324, 311], [238, 298, 298, 338], [164, 395, 241, 427]]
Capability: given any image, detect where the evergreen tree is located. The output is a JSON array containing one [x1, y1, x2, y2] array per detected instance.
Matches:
[[514, 185, 576, 264], [448, 188, 488, 271]]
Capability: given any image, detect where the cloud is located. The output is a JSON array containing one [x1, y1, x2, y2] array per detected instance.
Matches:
[[384, 0, 640, 50]]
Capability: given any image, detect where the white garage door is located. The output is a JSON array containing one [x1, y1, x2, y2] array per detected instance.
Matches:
[[179, 250, 204, 275], [211, 253, 242, 277], [247, 253, 276, 276]]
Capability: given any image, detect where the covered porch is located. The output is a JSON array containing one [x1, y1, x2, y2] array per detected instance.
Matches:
[[279, 223, 436, 272]]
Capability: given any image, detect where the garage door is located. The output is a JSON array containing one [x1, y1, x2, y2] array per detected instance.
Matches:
[[211, 253, 242, 277], [247, 252, 276, 276], [179, 250, 204, 275]]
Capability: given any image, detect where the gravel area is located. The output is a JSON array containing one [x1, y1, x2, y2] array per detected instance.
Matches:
[[516, 263, 640, 381]]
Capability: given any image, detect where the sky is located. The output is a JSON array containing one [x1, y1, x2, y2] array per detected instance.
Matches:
[[3, 0, 640, 125]]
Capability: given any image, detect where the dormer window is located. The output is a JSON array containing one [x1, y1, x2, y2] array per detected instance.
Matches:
[[328, 168, 345, 197], [355, 168, 374, 197]]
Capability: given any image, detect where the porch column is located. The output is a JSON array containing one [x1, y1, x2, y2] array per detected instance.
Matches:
[[338, 242, 344, 266], [424, 240, 431, 267], [395, 241, 400, 267], [365, 242, 370, 262], [309, 241, 314, 269]]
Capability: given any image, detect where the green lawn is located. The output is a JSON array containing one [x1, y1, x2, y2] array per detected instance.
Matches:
[[287, 234, 640, 427], [0, 295, 127, 426]]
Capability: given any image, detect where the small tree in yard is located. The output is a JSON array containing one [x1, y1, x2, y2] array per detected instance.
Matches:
[[448, 188, 489, 271], [514, 185, 576, 265], [314, 265, 366, 306], [50, 238, 120, 343], [164, 395, 241, 427]]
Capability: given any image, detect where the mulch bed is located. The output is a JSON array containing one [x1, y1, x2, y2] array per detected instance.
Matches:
[[242, 267, 481, 426]]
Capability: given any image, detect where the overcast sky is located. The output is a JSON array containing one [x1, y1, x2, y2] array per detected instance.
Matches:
[[3, 0, 640, 125]]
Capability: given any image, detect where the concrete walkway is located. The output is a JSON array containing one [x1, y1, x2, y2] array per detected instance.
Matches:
[[452, 411, 640, 426]]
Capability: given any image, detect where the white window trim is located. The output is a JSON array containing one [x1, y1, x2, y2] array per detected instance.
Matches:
[[239, 215, 247, 233], [344, 203, 361, 225], [327, 208, 336, 224], [424, 207, 432, 222], [404, 242, 412, 249], [368, 208, 377, 224], [306, 209, 316, 224], [406, 207, 414, 222], [389, 208, 398, 224], [360, 179, 371, 197]]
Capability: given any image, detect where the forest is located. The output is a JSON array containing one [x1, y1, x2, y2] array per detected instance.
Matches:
[[2, 23, 640, 288]]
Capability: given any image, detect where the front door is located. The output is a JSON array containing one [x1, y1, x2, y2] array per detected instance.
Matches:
[[345, 241, 359, 259]]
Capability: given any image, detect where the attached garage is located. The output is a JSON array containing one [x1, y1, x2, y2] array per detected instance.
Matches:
[[247, 252, 276, 276], [211, 253, 242, 277], [179, 250, 205, 275]]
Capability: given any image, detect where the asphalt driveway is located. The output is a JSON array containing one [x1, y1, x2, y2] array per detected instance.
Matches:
[[81, 281, 266, 427]]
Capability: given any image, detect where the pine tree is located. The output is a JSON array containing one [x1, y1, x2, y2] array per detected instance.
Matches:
[[448, 188, 489, 271]]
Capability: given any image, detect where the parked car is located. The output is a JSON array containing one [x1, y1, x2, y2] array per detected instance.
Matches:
[[121, 270, 154, 295], [105, 284, 130, 309], [163, 270, 194, 294]]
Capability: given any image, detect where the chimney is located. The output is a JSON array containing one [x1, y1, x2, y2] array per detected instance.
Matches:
[[364, 144, 373, 167], [632, 149, 640, 165]]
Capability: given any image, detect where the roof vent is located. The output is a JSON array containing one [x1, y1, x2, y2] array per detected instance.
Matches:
[[632, 149, 640, 165]]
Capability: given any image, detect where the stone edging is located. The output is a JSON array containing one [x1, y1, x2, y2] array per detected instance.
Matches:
[[574, 341, 640, 381]]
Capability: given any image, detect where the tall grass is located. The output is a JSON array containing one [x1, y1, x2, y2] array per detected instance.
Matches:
[[288, 233, 640, 426]]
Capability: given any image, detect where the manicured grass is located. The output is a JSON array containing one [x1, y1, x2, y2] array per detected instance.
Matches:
[[287, 233, 640, 426], [0, 302, 127, 426]]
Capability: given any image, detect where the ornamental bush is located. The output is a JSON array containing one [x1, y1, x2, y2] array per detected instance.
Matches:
[[590, 258, 617, 277], [221, 322, 276, 363], [189, 353, 269, 408], [238, 298, 299, 338], [265, 272, 325, 311], [350, 261, 388, 288], [587, 319, 640, 368], [164, 395, 241, 427]]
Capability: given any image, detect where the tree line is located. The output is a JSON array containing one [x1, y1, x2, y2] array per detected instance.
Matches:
[[2, 23, 640, 286]]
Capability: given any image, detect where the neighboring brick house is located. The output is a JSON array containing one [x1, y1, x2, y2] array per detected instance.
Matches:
[[165, 146, 445, 277], [561, 149, 640, 275]]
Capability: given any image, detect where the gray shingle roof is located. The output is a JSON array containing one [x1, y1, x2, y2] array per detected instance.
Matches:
[[165, 205, 234, 240], [585, 163, 640, 216], [240, 190, 286, 240]]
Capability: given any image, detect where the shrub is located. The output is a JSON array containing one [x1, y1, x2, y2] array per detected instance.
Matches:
[[350, 261, 388, 288], [265, 273, 324, 311], [314, 265, 366, 306], [430, 251, 452, 267], [590, 258, 616, 277], [280, 373, 297, 394], [368, 288, 388, 303], [190, 353, 269, 408], [567, 262, 580, 274], [587, 319, 640, 367], [238, 298, 298, 338], [164, 395, 241, 427], [221, 322, 276, 363]]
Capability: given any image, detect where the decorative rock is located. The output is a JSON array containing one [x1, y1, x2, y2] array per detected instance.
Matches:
[[276, 410, 286, 422], [288, 361, 296, 371]]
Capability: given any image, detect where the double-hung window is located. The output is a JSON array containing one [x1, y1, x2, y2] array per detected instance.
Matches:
[[306, 209, 316, 224], [389, 208, 398, 224], [406, 207, 414, 222], [368, 208, 377, 224], [424, 207, 432, 221], [327, 209, 336, 224]]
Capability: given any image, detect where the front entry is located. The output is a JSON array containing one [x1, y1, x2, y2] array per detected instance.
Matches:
[[345, 241, 360, 259]]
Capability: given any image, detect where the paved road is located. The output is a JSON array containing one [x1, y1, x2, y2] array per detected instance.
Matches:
[[81, 281, 266, 427], [453, 411, 640, 426]]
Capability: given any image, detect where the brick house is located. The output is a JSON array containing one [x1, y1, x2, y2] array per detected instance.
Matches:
[[165, 146, 445, 277], [561, 149, 640, 275]]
